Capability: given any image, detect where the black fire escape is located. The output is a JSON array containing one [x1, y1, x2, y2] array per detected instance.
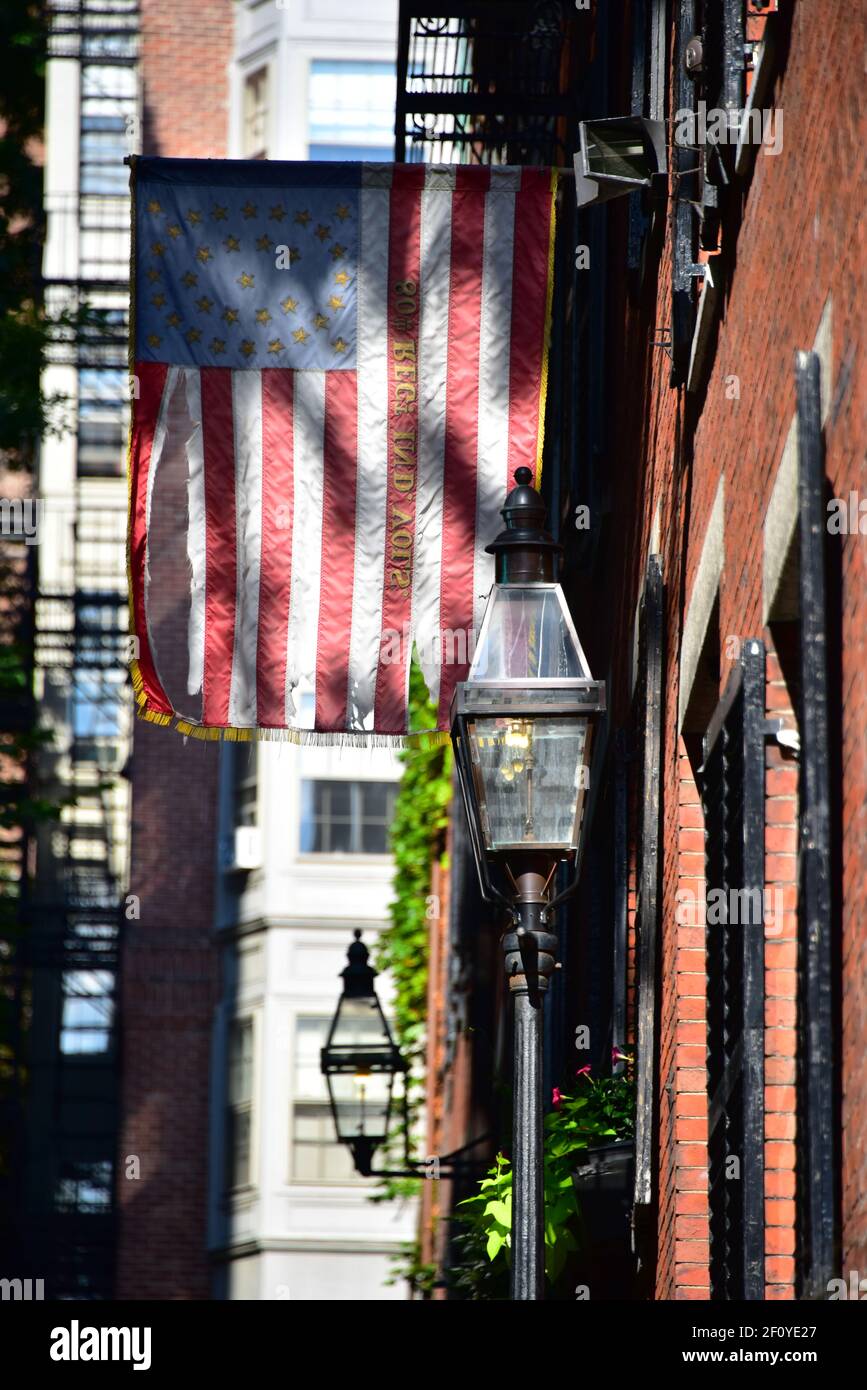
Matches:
[[7, 0, 140, 1300]]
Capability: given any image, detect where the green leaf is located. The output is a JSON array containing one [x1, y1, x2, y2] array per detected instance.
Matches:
[[484, 1199, 511, 1226], [486, 1229, 506, 1261]]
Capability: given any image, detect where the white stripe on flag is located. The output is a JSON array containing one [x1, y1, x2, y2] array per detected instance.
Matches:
[[346, 182, 391, 729], [228, 370, 263, 727], [285, 369, 326, 723], [411, 171, 453, 707], [183, 368, 206, 698], [144, 365, 181, 702], [473, 177, 517, 639]]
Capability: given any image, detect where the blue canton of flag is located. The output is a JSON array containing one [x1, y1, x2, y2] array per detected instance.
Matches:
[[136, 166, 358, 370]]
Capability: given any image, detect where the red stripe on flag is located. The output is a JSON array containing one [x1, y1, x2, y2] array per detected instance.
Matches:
[[129, 361, 173, 715], [435, 166, 490, 730], [201, 368, 237, 726], [315, 371, 359, 731], [256, 370, 295, 727], [507, 167, 553, 486], [374, 163, 425, 734]]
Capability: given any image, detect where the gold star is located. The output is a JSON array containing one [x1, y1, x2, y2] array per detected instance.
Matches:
[[212, 205, 228, 222], [181, 270, 198, 288], [280, 296, 298, 314], [335, 203, 351, 221], [286, 247, 301, 265], [151, 293, 166, 309], [255, 233, 272, 253], [332, 337, 348, 354], [292, 327, 309, 344], [330, 243, 346, 261], [167, 223, 182, 239], [222, 307, 239, 325], [147, 200, 163, 215], [151, 241, 165, 257], [224, 234, 241, 253], [196, 246, 213, 263], [269, 203, 286, 222], [267, 338, 285, 355], [334, 270, 350, 286], [240, 339, 256, 358], [255, 308, 272, 325], [146, 267, 161, 283], [196, 295, 214, 313], [185, 327, 202, 344], [166, 312, 181, 329], [315, 224, 331, 242], [146, 332, 161, 348], [313, 312, 329, 331], [328, 295, 344, 311], [186, 209, 202, 225], [237, 271, 255, 290], [294, 209, 311, 226], [241, 201, 257, 220], [211, 337, 226, 355]]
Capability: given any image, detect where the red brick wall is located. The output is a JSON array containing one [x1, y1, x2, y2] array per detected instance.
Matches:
[[140, 0, 234, 160], [605, 0, 867, 1297], [115, 0, 233, 1299]]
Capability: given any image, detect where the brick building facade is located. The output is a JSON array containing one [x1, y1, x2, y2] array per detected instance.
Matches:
[[115, 0, 233, 1299], [414, 0, 865, 1300]]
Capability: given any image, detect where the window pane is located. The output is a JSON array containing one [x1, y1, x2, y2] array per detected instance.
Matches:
[[295, 1016, 330, 1100], [229, 1020, 253, 1104], [362, 781, 389, 819], [308, 60, 395, 155], [299, 780, 396, 855], [329, 782, 352, 819], [329, 819, 352, 854], [361, 821, 388, 854]]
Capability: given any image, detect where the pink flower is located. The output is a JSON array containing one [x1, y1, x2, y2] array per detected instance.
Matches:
[[552, 1088, 563, 1109], [575, 1065, 591, 1079]]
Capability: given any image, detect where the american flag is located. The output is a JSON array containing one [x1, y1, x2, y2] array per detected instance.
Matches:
[[128, 158, 557, 738]]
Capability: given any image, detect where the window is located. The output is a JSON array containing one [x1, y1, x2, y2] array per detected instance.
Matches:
[[243, 67, 269, 160], [308, 60, 396, 161], [78, 369, 128, 477], [299, 779, 397, 855], [80, 64, 136, 195], [56, 1159, 113, 1214], [699, 643, 766, 1300], [226, 1019, 254, 1189], [291, 1016, 360, 1184], [71, 669, 125, 749], [233, 741, 258, 827], [60, 970, 114, 1054]]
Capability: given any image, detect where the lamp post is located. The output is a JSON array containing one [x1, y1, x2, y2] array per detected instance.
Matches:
[[449, 466, 605, 1300]]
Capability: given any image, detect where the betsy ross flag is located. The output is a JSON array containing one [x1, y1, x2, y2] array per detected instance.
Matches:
[[128, 158, 557, 739]]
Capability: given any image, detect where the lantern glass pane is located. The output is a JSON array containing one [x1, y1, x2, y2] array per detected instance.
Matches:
[[468, 715, 589, 851], [329, 995, 392, 1053], [469, 585, 590, 682], [328, 1070, 393, 1145]]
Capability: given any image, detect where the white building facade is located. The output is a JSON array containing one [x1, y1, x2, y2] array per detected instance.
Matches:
[[208, 0, 416, 1303]]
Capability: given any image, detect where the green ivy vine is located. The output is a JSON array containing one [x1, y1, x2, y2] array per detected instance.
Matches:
[[372, 657, 452, 1222]]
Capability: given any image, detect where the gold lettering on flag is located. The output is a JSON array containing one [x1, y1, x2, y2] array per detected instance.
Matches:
[[387, 280, 419, 590]]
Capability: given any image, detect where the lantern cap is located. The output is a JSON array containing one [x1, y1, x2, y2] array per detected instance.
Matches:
[[486, 467, 563, 583], [341, 929, 377, 998]]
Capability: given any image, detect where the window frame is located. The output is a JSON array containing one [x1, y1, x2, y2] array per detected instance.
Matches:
[[298, 778, 398, 857]]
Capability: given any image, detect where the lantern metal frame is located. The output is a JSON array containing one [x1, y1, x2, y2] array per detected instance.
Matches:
[[320, 931, 486, 1180], [451, 679, 605, 918]]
